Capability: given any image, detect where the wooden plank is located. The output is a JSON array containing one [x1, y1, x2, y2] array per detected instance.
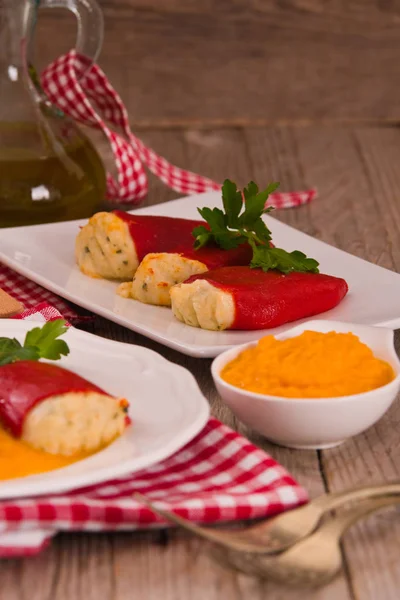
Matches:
[[350, 128, 400, 271], [286, 126, 400, 600], [241, 124, 400, 597], [245, 125, 400, 270], [113, 529, 348, 600], [34, 1, 400, 124], [99, 0, 400, 19]]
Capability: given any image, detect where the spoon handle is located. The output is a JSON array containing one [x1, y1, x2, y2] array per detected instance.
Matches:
[[133, 493, 227, 543], [315, 495, 400, 540], [314, 482, 400, 512]]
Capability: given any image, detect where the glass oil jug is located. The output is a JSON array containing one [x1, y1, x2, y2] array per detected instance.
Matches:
[[0, 0, 107, 227]]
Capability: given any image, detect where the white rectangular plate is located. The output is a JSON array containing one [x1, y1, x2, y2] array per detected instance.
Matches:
[[1, 191, 400, 357]]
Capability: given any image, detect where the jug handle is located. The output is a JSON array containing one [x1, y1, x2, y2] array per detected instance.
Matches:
[[40, 0, 104, 69]]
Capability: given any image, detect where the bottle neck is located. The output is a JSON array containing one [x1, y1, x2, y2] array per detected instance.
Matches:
[[0, 1, 42, 122], [0, 0, 36, 69]]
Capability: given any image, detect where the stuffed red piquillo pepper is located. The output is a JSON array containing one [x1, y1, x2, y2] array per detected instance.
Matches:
[[170, 266, 349, 330], [0, 361, 129, 456], [75, 211, 253, 294]]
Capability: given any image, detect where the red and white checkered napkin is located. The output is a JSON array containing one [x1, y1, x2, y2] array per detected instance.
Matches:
[[41, 50, 317, 208], [0, 304, 308, 558], [0, 263, 86, 323]]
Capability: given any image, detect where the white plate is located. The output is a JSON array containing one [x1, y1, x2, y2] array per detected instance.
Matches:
[[0, 321, 209, 499], [1, 191, 400, 357]]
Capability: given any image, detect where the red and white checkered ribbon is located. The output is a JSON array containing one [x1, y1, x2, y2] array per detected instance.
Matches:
[[41, 51, 316, 208], [0, 304, 307, 558], [0, 263, 84, 323]]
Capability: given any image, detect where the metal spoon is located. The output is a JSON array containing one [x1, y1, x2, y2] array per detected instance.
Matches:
[[212, 495, 400, 587], [135, 481, 400, 554]]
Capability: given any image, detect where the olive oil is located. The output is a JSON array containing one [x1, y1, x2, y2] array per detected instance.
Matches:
[[0, 121, 106, 227]]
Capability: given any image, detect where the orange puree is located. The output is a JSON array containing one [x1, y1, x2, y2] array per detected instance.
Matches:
[[221, 331, 395, 398], [0, 427, 85, 480]]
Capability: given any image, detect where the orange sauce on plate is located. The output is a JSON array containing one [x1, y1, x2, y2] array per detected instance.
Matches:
[[0, 427, 84, 480]]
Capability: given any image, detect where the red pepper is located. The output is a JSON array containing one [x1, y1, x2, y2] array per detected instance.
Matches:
[[184, 267, 349, 330], [113, 211, 253, 269], [0, 362, 107, 437]]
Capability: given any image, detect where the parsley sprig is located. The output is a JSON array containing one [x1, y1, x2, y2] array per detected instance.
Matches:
[[193, 179, 319, 275], [0, 319, 70, 366]]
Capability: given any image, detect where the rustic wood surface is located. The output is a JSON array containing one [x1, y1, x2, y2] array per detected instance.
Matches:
[[36, 0, 400, 125], [3, 1, 400, 598]]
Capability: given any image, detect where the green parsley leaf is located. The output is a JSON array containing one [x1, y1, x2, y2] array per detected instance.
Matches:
[[197, 206, 241, 249], [192, 225, 213, 249], [221, 179, 242, 227], [252, 218, 273, 244], [194, 180, 276, 250], [238, 181, 279, 227], [24, 319, 70, 360], [197, 206, 226, 230], [0, 337, 22, 356], [243, 180, 259, 201], [251, 246, 320, 274], [193, 179, 319, 275], [0, 341, 39, 366], [0, 319, 70, 366]]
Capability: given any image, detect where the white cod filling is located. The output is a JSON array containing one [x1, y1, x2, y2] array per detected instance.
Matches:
[[22, 392, 127, 456], [170, 279, 235, 330], [117, 252, 208, 306], [75, 212, 139, 280]]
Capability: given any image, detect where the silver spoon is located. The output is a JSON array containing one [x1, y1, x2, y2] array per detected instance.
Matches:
[[135, 481, 400, 554], [212, 495, 400, 587]]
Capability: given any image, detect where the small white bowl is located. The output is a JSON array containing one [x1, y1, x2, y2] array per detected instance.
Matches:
[[211, 320, 400, 450]]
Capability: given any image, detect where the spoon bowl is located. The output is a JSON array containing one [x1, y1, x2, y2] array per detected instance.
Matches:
[[212, 496, 400, 588]]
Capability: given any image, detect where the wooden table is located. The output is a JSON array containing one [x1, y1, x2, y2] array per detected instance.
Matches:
[[3, 2, 400, 598]]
